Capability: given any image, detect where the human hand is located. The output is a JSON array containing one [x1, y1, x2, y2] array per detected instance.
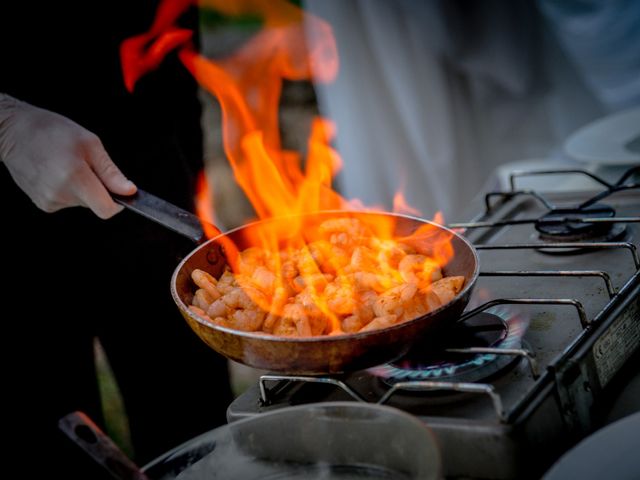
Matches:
[[0, 94, 136, 219]]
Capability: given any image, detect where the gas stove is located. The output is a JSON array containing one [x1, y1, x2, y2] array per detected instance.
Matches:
[[227, 166, 640, 479]]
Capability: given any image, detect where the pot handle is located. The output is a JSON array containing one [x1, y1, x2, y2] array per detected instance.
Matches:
[[58, 411, 150, 480], [114, 189, 221, 245]]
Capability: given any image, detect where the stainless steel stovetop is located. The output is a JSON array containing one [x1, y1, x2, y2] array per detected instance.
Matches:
[[227, 167, 640, 479]]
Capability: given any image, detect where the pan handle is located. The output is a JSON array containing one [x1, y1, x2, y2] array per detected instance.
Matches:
[[59, 411, 150, 480], [114, 190, 220, 245]]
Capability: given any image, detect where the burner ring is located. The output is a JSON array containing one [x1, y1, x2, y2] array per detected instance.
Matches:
[[368, 306, 529, 385], [535, 203, 626, 242]]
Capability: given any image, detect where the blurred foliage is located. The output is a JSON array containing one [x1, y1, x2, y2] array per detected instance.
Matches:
[[199, 0, 303, 29], [199, 8, 261, 29], [95, 339, 134, 458]]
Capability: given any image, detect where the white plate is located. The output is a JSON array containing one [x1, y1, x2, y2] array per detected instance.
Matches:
[[564, 107, 640, 165], [542, 412, 640, 480]]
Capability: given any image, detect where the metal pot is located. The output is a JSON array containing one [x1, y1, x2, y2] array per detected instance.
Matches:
[[142, 402, 442, 479], [116, 191, 479, 374], [61, 403, 442, 479]]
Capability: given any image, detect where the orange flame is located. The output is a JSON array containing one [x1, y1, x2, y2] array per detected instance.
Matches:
[[393, 192, 422, 217], [121, 0, 456, 335], [194, 170, 219, 239]]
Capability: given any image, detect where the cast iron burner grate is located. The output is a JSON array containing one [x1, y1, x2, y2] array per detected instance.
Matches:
[[535, 203, 627, 242], [449, 165, 640, 239], [368, 307, 528, 385]]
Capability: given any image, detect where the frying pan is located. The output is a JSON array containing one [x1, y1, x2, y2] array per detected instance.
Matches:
[[116, 191, 479, 374]]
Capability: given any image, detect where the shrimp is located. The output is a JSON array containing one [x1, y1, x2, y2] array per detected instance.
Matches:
[[280, 260, 298, 281], [325, 278, 357, 315], [359, 314, 399, 333], [263, 287, 288, 333], [319, 218, 371, 249], [308, 240, 333, 265], [282, 303, 312, 336], [190, 306, 229, 327], [237, 246, 267, 273], [294, 289, 318, 309], [423, 276, 465, 310], [308, 313, 330, 336], [211, 317, 231, 328], [192, 288, 216, 311], [250, 266, 276, 295], [191, 269, 221, 300], [375, 240, 412, 269], [295, 248, 322, 277], [373, 283, 418, 318], [231, 285, 268, 311], [348, 246, 377, 273], [207, 298, 229, 318], [352, 271, 386, 292], [292, 273, 332, 292], [398, 255, 442, 287], [352, 295, 375, 324], [294, 289, 331, 335], [327, 245, 351, 274], [216, 269, 237, 295], [271, 317, 297, 337], [188, 305, 211, 322], [401, 297, 429, 322], [307, 241, 349, 275], [308, 240, 351, 274], [229, 308, 265, 332], [340, 292, 376, 332], [269, 300, 312, 337], [342, 314, 365, 333]]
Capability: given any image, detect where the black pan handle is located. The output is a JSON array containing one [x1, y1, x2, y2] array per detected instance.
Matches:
[[114, 189, 221, 244], [59, 411, 150, 480]]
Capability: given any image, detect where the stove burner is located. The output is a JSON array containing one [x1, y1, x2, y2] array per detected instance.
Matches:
[[369, 307, 528, 385], [535, 203, 627, 242]]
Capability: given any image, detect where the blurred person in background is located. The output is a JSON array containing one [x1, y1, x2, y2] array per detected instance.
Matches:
[[0, 1, 232, 477], [304, 0, 640, 220]]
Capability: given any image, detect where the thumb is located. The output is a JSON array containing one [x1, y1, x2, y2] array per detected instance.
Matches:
[[86, 139, 137, 196]]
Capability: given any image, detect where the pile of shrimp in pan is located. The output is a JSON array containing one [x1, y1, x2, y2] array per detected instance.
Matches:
[[188, 217, 465, 337]]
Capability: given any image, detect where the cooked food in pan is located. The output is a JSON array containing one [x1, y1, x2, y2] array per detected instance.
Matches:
[[188, 217, 464, 337]]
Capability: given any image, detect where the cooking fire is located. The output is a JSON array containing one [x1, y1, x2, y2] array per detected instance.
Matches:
[[123, 0, 465, 340], [188, 215, 463, 337], [114, 1, 640, 479]]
